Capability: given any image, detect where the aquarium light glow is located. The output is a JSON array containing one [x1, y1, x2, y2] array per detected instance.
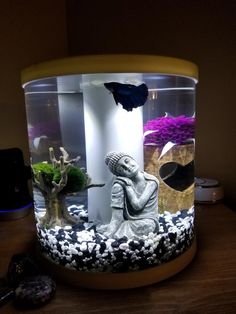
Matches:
[[25, 87, 194, 96], [34, 83, 55, 87], [0, 202, 33, 213], [149, 87, 195, 91], [25, 91, 78, 95]]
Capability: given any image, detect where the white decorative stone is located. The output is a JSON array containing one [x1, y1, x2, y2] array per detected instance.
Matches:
[[80, 242, 87, 251], [119, 243, 129, 250], [64, 225, 72, 231], [70, 248, 78, 255], [87, 242, 96, 253]]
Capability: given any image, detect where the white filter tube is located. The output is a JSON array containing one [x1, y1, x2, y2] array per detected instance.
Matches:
[[82, 74, 144, 223]]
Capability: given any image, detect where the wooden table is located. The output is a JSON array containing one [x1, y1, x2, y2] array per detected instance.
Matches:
[[1, 203, 236, 313]]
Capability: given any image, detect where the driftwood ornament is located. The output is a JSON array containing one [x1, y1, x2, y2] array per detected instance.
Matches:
[[32, 147, 104, 228]]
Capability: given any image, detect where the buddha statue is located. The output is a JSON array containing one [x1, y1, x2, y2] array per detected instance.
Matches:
[[97, 151, 159, 240]]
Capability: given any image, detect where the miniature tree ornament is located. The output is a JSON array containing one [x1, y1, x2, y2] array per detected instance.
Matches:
[[32, 147, 104, 228]]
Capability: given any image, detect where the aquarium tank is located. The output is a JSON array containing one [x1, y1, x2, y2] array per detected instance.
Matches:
[[22, 55, 198, 289]]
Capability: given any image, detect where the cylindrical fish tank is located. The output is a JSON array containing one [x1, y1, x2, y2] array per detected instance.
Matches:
[[21, 55, 198, 289]]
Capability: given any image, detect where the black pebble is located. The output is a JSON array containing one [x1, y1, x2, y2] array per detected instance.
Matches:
[[14, 275, 56, 308], [56, 235, 65, 241], [111, 240, 119, 248], [128, 241, 139, 250], [169, 232, 177, 243], [72, 223, 85, 231], [99, 242, 106, 253], [71, 233, 78, 242], [95, 234, 103, 244], [117, 236, 128, 244], [139, 240, 145, 247]]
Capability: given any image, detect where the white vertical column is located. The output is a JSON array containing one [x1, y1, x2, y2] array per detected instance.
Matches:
[[82, 74, 144, 223], [58, 94, 85, 154]]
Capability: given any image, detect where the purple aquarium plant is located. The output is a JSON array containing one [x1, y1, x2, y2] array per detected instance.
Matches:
[[144, 115, 195, 147]]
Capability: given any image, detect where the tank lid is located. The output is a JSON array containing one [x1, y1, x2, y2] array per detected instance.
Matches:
[[21, 54, 198, 86]]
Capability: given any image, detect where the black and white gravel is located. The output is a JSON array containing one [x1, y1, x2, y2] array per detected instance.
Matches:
[[36, 205, 195, 273]]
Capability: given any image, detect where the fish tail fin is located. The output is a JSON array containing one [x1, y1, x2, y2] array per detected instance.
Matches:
[[136, 83, 149, 104], [137, 83, 149, 98]]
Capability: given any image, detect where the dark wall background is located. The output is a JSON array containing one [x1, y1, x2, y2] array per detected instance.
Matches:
[[66, 0, 236, 207], [0, 0, 68, 159]]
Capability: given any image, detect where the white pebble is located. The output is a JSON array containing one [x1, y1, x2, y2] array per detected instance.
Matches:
[[70, 248, 78, 255], [95, 244, 101, 251], [64, 225, 72, 231], [80, 242, 87, 251], [119, 243, 129, 250], [87, 242, 96, 253]]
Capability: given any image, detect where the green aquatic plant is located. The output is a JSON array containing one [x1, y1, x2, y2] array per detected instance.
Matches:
[[32, 147, 104, 228], [33, 162, 87, 194], [54, 165, 88, 193], [32, 163, 55, 188]]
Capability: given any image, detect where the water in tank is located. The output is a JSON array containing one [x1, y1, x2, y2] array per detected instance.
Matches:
[[22, 55, 198, 289]]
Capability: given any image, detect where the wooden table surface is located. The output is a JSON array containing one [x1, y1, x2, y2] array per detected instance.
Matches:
[[0, 203, 236, 314]]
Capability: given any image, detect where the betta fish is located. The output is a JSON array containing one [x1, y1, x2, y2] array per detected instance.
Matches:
[[104, 82, 149, 112]]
